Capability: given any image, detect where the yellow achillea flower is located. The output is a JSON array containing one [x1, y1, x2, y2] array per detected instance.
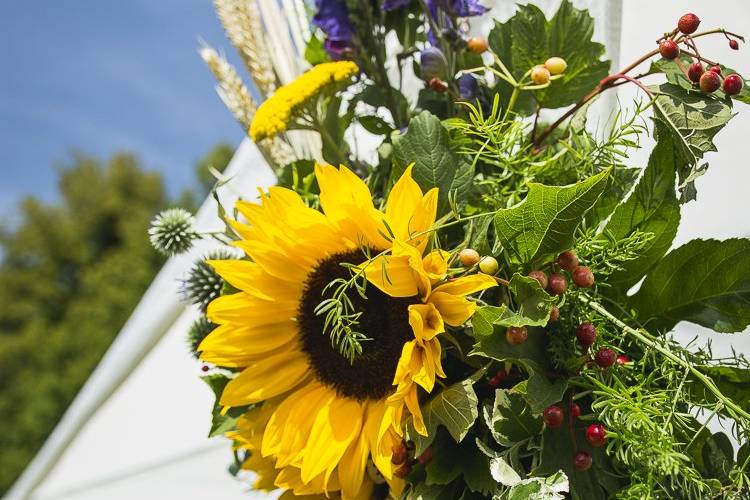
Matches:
[[249, 61, 359, 141], [200, 164, 496, 498]]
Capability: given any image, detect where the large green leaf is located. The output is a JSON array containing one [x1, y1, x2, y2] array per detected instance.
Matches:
[[392, 111, 474, 214], [524, 372, 568, 415], [406, 374, 481, 455], [629, 239, 750, 333], [425, 431, 495, 494], [603, 132, 680, 294], [488, 0, 610, 111], [484, 389, 543, 446], [687, 365, 750, 415], [651, 83, 734, 202], [494, 170, 609, 266], [471, 274, 555, 332], [472, 326, 550, 374]]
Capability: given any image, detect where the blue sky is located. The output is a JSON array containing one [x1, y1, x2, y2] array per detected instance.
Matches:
[[0, 0, 246, 216]]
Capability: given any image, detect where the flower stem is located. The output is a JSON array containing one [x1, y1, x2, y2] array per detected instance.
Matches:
[[578, 294, 750, 423]]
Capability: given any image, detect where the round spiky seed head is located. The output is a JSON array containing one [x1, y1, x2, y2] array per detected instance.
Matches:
[[187, 316, 217, 358], [181, 251, 234, 311], [148, 208, 200, 256]]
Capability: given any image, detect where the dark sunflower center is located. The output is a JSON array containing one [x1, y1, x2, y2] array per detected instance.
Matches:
[[298, 249, 418, 401]]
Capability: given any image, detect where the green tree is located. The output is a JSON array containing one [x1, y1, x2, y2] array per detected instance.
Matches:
[[0, 143, 233, 493]]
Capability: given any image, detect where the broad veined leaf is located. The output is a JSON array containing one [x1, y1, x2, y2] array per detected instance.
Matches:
[[603, 131, 680, 294], [471, 275, 555, 332], [494, 170, 609, 266], [424, 431, 495, 494], [651, 83, 734, 202], [392, 111, 474, 214], [629, 238, 750, 333], [406, 373, 482, 455], [471, 326, 550, 374], [484, 389, 543, 446], [524, 371, 568, 414]]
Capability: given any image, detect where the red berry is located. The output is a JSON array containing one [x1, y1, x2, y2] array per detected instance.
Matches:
[[569, 402, 581, 418], [391, 442, 408, 465], [417, 446, 433, 465], [709, 65, 722, 75], [547, 273, 568, 296], [528, 270, 548, 289], [543, 405, 564, 428], [576, 323, 597, 348], [428, 77, 448, 92], [574, 451, 593, 471], [729, 39, 740, 50], [658, 39, 679, 60], [594, 348, 617, 368], [616, 354, 630, 365], [586, 424, 607, 447], [677, 13, 700, 35], [394, 462, 412, 478], [201, 365, 209, 372], [488, 375, 502, 388], [688, 62, 704, 83], [557, 250, 579, 271], [506, 326, 528, 346], [700, 71, 722, 93], [572, 266, 595, 288], [723, 74, 744, 96], [549, 305, 560, 322]]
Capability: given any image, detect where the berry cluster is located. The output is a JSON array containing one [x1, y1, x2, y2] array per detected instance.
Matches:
[[391, 440, 433, 478], [659, 13, 744, 96], [539, 400, 608, 471]]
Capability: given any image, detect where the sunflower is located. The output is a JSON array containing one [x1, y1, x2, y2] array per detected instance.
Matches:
[[199, 164, 496, 498]]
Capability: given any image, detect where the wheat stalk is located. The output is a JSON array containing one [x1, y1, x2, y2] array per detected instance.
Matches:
[[200, 46, 294, 167], [213, 0, 278, 97]]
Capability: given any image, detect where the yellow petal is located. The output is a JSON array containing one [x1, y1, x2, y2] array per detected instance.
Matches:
[[422, 249, 450, 282], [198, 322, 298, 366], [429, 291, 477, 326], [206, 293, 297, 326], [404, 383, 426, 435], [207, 260, 299, 301], [385, 164, 423, 241], [359, 253, 419, 298], [301, 393, 364, 488], [220, 350, 309, 406], [408, 303, 444, 343], [233, 240, 310, 283], [405, 188, 438, 252], [338, 429, 370, 499], [433, 273, 498, 296]]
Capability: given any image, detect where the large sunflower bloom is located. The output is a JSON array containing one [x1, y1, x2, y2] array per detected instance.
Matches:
[[200, 164, 496, 498]]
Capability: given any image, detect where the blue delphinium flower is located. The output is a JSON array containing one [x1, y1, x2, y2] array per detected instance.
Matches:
[[458, 73, 479, 100], [313, 0, 356, 59]]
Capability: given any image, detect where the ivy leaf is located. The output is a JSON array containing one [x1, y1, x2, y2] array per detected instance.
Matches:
[[406, 373, 482, 455], [471, 275, 554, 334], [488, 0, 609, 111], [484, 389, 543, 447], [629, 238, 750, 333], [494, 170, 609, 267], [651, 83, 734, 202], [392, 111, 474, 214], [603, 130, 680, 295], [506, 471, 569, 500]]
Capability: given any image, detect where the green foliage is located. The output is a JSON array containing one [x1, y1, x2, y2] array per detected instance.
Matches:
[[202, 374, 252, 438], [493, 170, 609, 267], [472, 274, 555, 330], [484, 389, 542, 447], [630, 239, 750, 333], [194, 142, 234, 197]]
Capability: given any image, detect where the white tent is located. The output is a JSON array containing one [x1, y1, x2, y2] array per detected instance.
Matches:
[[6, 1, 750, 499]]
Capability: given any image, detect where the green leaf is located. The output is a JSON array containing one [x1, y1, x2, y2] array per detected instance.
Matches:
[[484, 388, 543, 446], [651, 83, 734, 202], [275, 159, 318, 193], [465, 214, 493, 257], [702, 432, 734, 484], [689, 365, 750, 413], [629, 238, 750, 333], [202, 374, 251, 438], [525, 372, 568, 414], [488, 0, 610, 111], [472, 326, 550, 374], [471, 275, 554, 333], [603, 132, 680, 294], [358, 115, 394, 135], [494, 170, 609, 266], [304, 34, 330, 66], [406, 374, 481, 455], [585, 166, 640, 227], [392, 111, 474, 214]]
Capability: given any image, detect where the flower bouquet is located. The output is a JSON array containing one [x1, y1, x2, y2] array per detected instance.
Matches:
[[150, 1, 750, 498]]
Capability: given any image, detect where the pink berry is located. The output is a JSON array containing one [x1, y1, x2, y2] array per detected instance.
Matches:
[[677, 13, 700, 35], [549, 305, 560, 322], [729, 39, 739, 50], [700, 71, 722, 93], [688, 62, 704, 83], [595, 348, 617, 368], [709, 65, 722, 75], [659, 39, 679, 60], [723, 74, 744, 96], [201, 365, 209, 372], [506, 326, 528, 346], [574, 451, 593, 471], [576, 323, 597, 348], [586, 424, 607, 447], [616, 354, 630, 365], [417, 446, 433, 465], [528, 270, 548, 289], [557, 250, 579, 271], [572, 266, 595, 288], [569, 402, 581, 418], [428, 77, 448, 93], [543, 405, 564, 428], [547, 273, 568, 296]]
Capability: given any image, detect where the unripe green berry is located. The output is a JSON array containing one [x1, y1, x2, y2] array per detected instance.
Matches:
[[544, 57, 567, 75], [479, 256, 499, 275]]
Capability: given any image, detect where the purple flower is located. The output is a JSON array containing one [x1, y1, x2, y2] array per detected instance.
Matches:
[[312, 0, 355, 57], [324, 39, 355, 60], [381, 0, 412, 10], [458, 74, 479, 100], [444, 0, 489, 17]]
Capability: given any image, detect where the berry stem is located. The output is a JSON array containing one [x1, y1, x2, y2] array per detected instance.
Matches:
[[679, 49, 718, 68], [578, 294, 750, 423]]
